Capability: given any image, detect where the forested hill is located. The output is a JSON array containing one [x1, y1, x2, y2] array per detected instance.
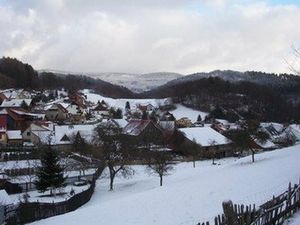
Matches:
[[167, 70, 300, 90], [140, 75, 300, 123], [0, 57, 135, 98]]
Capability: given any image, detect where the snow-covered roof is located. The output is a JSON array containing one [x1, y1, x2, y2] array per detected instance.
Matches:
[[254, 139, 276, 149], [171, 104, 208, 123], [6, 130, 22, 140], [0, 190, 12, 205], [179, 127, 231, 147], [1, 99, 32, 108], [0, 109, 8, 115], [32, 130, 55, 145], [282, 126, 300, 141], [112, 119, 128, 128], [10, 109, 44, 119], [123, 120, 154, 136], [54, 124, 97, 145], [261, 123, 284, 133]]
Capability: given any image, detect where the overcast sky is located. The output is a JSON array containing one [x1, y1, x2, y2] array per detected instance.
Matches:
[[0, 0, 300, 74]]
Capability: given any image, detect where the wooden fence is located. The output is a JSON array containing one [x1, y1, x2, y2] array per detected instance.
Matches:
[[5, 165, 104, 225], [198, 180, 300, 225]]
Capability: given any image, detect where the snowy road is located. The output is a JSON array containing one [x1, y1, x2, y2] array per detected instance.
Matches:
[[30, 145, 300, 225]]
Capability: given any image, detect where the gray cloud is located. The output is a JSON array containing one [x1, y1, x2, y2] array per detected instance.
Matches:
[[0, 0, 300, 74]]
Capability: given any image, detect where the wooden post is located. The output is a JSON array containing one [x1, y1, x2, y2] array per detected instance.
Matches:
[[222, 201, 238, 225]]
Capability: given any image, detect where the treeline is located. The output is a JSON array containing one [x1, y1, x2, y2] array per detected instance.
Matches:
[[140, 77, 300, 123], [0, 57, 134, 98]]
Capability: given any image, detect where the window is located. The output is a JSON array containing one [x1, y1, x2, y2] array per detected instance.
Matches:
[[27, 132, 30, 136]]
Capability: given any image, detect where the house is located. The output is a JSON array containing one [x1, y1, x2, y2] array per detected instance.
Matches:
[[158, 121, 176, 142], [6, 130, 23, 146], [53, 124, 97, 149], [179, 127, 232, 157], [45, 103, 69, 122], [253, 138, 277, 150], [69, 92, 87, 108], [0, 89, 20, 100], [277, 125, 300, 144], [22, 121, 54, 146], [123, 119, 165, 146], [260, 123, 284, 138], [176, 117, 193, 128], [65, 102, 87, 123], [0, 99, 33, 109], [0, 108, 41, 131], [0, 111, 7, 145], [0, 92, 8, 104], [92, 101, 110, 118]]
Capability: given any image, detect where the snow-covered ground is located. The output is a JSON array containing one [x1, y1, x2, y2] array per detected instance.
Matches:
[[82, 89, 171, 109], [285, 212, 300, 225], [30, 145, 300, 225], [10, 184, 91, 204], [82, 90, 210, 123]]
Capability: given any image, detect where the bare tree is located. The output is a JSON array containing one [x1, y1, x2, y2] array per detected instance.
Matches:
[[209, 140, 218, 165], [179, 138, 200, 168], [225, 120, 269, 163], [285, 45, 300, 75], [147, 152, 175, 186], [24, 159, 39, 192], [93, 123, 134, 191]]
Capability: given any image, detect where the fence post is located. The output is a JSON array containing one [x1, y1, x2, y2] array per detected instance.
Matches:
[[222, 200, 238, 225]]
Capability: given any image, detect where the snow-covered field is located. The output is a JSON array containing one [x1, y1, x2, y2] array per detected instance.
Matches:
[[82, 89, 171, 109], [30, 145, 300, 225]]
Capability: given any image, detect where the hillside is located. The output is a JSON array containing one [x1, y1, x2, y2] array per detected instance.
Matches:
[[168, 70, 300, 90], [141, 75, 300, 123], [0, 57, 135, 98], [40, 70, 183, 93], [30, 145, 300, 225]]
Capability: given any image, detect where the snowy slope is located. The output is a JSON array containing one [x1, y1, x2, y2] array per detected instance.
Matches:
[[40, 70, 182, 93], [31, 145, 300, 225], [82, 89, 171, 110], [90, 72, 183, 93]]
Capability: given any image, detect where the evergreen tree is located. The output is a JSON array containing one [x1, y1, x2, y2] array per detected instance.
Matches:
[[73, 132, 87, 154], [115, 108, 123, 119], [35, 147, 66, 195], [125, 101, 131, 110], [197, 114, 202, 122], [20, 100, 29, 110]]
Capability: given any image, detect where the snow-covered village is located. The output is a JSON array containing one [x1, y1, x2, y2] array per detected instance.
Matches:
[[0, 85, 299, 225], [1, 1, 300, 225]]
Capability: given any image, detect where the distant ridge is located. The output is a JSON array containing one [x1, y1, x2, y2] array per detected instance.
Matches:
[[39, 70, 183, 93]]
